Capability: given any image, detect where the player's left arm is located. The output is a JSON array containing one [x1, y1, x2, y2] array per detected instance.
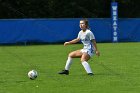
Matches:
[[92, 39, 100, 56]]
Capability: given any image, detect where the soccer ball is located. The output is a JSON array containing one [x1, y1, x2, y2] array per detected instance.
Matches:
[[28, 70, 38, 80]]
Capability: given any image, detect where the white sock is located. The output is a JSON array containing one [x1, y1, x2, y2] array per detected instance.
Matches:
[[65, 57, 72, 70], [82, 61, 93, 73]]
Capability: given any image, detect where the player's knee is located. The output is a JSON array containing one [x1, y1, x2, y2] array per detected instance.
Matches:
[[68, 52, 73, 57], [81, 58, 86, 62], [81, 56, 90, 62]]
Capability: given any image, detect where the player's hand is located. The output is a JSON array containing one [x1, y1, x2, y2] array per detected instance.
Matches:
[[64, 42, 70, 46], [95, 50, 100, 57]]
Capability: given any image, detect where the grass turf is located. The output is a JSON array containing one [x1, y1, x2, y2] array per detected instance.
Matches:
[[0, 42, 140, 93]]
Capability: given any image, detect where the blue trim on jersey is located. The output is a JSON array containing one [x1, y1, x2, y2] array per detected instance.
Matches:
[[90, 42, 94, 53]]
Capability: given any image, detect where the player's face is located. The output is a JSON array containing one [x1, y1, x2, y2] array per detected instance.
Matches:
[[79, 21, 87, 30]]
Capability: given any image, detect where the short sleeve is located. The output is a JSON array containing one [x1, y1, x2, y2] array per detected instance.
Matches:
[[89, 31, 95, 40], [77, 31, 81, 39]]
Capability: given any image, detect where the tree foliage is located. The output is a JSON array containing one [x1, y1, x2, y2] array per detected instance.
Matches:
[[0, 0, 139, 18]]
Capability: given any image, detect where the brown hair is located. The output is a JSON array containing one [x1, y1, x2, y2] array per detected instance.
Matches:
[[80, 19, 89, 28]]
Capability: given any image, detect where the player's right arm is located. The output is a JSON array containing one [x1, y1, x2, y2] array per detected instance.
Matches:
[[64, 38, 80, 46], [92, 39, 100, 56]]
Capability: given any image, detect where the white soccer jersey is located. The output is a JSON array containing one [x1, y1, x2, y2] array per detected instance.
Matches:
[[77, 29, 95, 51]]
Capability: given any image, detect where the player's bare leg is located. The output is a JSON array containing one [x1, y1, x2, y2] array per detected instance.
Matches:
[[81, 53, 93, 76], [58, 50, 82, 75]]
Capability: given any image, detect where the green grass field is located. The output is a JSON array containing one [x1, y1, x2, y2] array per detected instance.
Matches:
[[0, 42, 140, 93]]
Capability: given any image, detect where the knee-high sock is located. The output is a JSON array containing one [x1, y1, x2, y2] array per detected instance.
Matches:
[[82, 61, 93, 73], [65, 57, 72, 70]]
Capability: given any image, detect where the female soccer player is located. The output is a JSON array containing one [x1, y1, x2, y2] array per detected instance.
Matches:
[[58, 19, 100, 76]]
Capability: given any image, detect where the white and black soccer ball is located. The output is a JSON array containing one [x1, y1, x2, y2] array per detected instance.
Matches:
[[28, 70, 38, 80]]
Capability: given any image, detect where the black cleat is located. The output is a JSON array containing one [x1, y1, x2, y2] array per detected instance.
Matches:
[[88, 73, 94, 76], [58, 70, 69, 75]]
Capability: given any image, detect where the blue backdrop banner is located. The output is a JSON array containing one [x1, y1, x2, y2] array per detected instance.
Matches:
[[0, 18, 140, 44], [111, 2, 118, 42]]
